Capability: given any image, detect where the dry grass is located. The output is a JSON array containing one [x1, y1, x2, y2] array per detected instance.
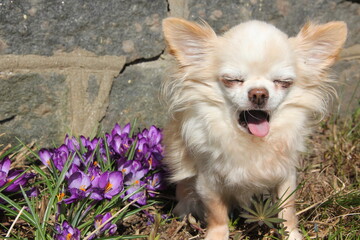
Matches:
[[296, 114, 359, 239]]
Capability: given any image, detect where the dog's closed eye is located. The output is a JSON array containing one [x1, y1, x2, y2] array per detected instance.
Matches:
[[273, 79, 293, 88], [220, 75, 244, 87]]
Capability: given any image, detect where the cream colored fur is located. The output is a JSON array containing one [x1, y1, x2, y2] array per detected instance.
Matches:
[[161, 18, 347, 240]]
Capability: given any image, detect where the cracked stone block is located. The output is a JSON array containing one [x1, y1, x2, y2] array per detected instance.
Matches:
[[0, 0, 167, 62], [102, 58, 168, 132], [0, 50, 126, 146]]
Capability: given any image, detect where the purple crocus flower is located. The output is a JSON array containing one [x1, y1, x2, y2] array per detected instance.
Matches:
[[123, 160, 149, 185], [80, 136, 99, 151], [0, 157, 11, 187], [106, 123, 134, 158], [135, 126, 164, 170], [117, 157, 134, 176], [52, 145, 70, 172], [126, 181, 147, 205], [91, 171, 123, 200], [105, 124, 122, 146], [0, 157, 35, 192], [135, 138, 161, 170], [110, 134, 134, 156], [88, 165, 101, 181], [54, 221, 81, 240], [88, 212, 117, 240], [41, 122, 166, 208], [80, 136, 102, 165], [144, 210, 169, 225], [111, 123, 131, 138], [123, 160, 149, 205], [66, 161, 81, 179], [39, 146, 83, 180], [63, 171, 91, 204], [95, 212, 117, 234], [26, 187, 40, 197], [64, 135, 80, 152], [39, 145, 70, 172], [6, 171, 36, 192], [138, 126, 162, 149], [136, 138, 149, 158], [67, 171, 91, 191], [146, 172, 165, 197], [39, 148, 52, 168], [86, 166, 103, 200]]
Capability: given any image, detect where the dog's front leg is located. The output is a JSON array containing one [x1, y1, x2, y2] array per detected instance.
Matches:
[[203, 194, 229, 240], [197, 176, 229, 240], [277, 172, 303, 240]]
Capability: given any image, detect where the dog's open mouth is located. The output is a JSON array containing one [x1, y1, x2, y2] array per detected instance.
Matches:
[[238, 110, 270, 137]]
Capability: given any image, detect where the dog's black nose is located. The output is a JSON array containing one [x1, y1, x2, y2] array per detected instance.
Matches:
[[248, 88, 269, 107]]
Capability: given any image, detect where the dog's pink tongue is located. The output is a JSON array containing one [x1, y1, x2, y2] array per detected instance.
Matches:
[[247, 112, 270, 137]]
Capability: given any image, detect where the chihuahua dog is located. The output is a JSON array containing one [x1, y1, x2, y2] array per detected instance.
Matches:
[[161, 18, 347, 240]]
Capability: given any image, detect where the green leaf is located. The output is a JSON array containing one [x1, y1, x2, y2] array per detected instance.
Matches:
[[241, 205, 259, 217], [0, 192, 36, 227], [251, 198, 264, 216], [263, 220, 275, 229], [266, 217, 285, 223], [244, 218, 261, 224], [99, 189, 127, 215], [129, 118, 138, 138], [20, 186, 47, 239], [71, 199, 96, 227], [77, 219, 93, 233], [31, 165, 54, 196], [264, 203, 282, 217], [101, 134, 112, 169], [41, 152, 76, 229], [123, 201, 157, 219], [263, 197, 271, 214], [126, 139, 138, 161]]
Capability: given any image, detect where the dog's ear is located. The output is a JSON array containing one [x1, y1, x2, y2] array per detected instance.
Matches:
[[292, 22, 347, 73], [162, 17, 216, 67]]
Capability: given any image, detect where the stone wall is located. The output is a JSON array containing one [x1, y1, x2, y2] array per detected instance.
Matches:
[[0, 0, 359, 147]]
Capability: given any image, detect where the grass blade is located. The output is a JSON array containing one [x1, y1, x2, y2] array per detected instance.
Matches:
[[0, 192, 36, 227], [20, 186, 46, 239], [41, 152, 76, 229]]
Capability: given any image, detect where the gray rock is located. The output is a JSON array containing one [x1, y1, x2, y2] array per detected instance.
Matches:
[[0, 49, 126, 147], [185, 0, 359, 44], [333, 59, 360, 114], [103, 57, 168, 133], [0, 73, 68, 147], [0, 0, 167, 62]]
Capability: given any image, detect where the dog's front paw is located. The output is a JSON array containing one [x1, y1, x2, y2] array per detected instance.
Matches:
[[288, 228, 303, 240], [205, 225, 229, 240]]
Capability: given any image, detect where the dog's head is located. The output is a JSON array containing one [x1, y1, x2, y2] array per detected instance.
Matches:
[[162, 18, 347, 137]]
